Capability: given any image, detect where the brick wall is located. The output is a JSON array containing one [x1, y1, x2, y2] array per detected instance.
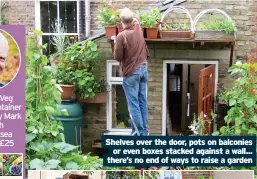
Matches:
[[2, 1, 35, 34]]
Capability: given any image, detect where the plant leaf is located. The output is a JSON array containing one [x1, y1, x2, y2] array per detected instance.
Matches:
[[65, 161, 79, 170], [54, 142, 78, 153]]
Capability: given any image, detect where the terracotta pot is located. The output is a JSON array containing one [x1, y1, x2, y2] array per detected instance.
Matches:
[[160, 30, 192, 39], [77, 92, 108, 103], [104, 26, 117, 38], [145, 27, 159, 39], [117, 24, 123, 33], [60, 84, 75, 100]]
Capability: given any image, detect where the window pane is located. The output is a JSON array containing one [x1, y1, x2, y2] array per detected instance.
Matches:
[[59, 1, 77, 33], [111, 84, 130, 129], [40, 1, 57, 33], [112, 65, 121, 77]]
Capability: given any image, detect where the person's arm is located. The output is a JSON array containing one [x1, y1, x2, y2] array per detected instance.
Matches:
[[114, 35, 124, 62]]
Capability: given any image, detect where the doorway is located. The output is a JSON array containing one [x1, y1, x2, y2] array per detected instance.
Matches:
[[162, 60, 219, 136]]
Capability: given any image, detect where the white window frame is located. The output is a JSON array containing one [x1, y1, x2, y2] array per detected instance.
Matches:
[[106, 60, 132, 135], [35, 0, 80, 45]]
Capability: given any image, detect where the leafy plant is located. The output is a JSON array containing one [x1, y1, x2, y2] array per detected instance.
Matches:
[[197, 17, 236, 34], [162, 23, 190, 31], [217, 59, 257, 136], [98, 7, 119, 27], [55, 63, 75, 85], [26, 30, 103, 170], [64, 40, 99, 71], [211, 56, 257, 177], [139, 8, 161, 28]]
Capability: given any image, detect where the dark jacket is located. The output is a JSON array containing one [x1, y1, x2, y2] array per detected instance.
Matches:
[[0, 83, 4, 87], [114, 18, 149, 77]]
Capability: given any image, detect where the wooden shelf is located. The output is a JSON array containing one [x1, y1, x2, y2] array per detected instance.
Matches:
[[145, 38, 235, 43]]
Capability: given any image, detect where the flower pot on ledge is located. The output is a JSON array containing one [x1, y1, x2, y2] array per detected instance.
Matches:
[[145, 27, 159, 39], [60, 84, 75, 100], [77, 92, 108, 103], [104, 25, 117, 38]]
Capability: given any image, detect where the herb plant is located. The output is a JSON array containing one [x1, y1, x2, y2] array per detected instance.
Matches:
[[139, 8, 161, 28], [98, 7, 119, 27], [162, 23, 190, 31], [55, 64, 75, 85], [197, 17, 236, 34]]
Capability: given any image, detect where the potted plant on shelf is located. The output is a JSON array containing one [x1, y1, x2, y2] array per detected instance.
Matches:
[[195, 17, 236, 40], [55, 63, 76, 100], [160, 23, 193, 39], [98, 7, 119, 38], [140, 8, 161, 39]]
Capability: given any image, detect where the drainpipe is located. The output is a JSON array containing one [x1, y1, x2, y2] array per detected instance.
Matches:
[[85, 0, 91, 37]]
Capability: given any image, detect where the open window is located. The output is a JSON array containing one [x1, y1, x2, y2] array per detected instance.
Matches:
[[106, 60, 131, 135]]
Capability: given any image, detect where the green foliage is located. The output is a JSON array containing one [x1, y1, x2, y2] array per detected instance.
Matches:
[[144, 171, 160, 179], [1, 3, 9, 25], [138, 8, 161, 28], [218, 61, 257, 136], [106, 171, 141, 179], [26, 30, 103, 170], [64, 40, 99, 70], [98, 7, 119, 27], [197, 17, 236, 34], [162, 23, 190, 31], [55, 65, 75, 85], [74, 70, 100, 98], [54, 39, 108, 99], [211, 58, 257, 177]]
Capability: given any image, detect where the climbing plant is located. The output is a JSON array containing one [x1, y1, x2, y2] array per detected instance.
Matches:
[[26, 30, 103, 170]]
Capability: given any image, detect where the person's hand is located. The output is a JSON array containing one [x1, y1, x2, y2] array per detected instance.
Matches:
[[107, 35, 116, 43], [110, 35, 116, 43]]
